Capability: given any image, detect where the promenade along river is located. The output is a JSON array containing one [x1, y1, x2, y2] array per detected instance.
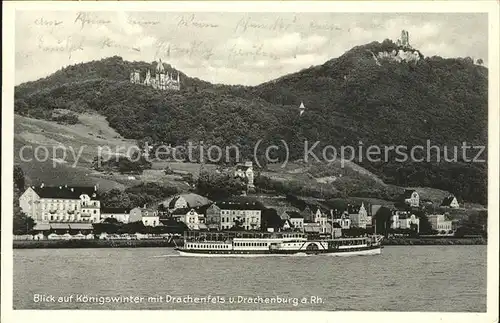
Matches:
[[13, 245, 486, 311]]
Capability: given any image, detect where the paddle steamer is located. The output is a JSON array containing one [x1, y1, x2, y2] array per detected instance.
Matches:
[[175, 231, 383, 257]]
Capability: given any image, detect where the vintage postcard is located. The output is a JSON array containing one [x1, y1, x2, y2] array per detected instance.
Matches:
[[1, 1, 499, 323]]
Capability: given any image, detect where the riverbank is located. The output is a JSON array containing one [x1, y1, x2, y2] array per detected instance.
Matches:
[[13, 237, 486, 249], [382, 237, 486, 245], [13, 238, 184, 249]]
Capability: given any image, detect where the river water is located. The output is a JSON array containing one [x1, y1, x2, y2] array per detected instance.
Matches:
[[13, 246, 486, 311]]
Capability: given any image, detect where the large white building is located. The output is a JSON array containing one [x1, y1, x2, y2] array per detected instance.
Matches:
[[217, 198, 263, 230], [19, 185, 101, 223], [391, 211, 420, 232], [428, 214, 453, 232]]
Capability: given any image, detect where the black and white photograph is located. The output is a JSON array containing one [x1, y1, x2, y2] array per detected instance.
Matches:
[[2, 1, 499, 322]]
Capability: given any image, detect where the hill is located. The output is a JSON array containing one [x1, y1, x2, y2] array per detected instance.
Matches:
[[13, 39, 488, 204]]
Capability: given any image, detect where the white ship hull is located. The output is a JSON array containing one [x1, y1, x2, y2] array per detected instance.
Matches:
[[176, 246, 382, 257]]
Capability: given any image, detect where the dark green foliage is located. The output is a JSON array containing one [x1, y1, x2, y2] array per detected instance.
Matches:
[[14, 165, 25, 191], [196, 170, 246, 199], [13, 167, 35, 234], [260, 208, 282, 231], [374, 206, 393, 236], [52, 113, 79, 125], [100, 183, 179, 209], [94, 154, 152, 174], [14, 42, 487, 203]]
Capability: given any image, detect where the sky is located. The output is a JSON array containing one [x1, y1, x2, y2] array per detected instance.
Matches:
[[15, 11, 488, 86]]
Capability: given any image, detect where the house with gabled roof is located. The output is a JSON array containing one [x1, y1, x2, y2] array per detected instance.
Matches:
[[402, 189, 420, 207], [440, 195, 459, 209]]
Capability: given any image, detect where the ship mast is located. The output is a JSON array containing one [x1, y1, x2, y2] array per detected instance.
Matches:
[[331, 210, 334, 239]]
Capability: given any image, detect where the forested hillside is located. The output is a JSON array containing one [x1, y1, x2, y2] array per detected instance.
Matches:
[[14, 39, 488, 204]]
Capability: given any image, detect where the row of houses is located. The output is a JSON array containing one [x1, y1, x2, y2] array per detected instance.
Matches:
[[402, 189, 460, 209], [19, 185, 458, 235]]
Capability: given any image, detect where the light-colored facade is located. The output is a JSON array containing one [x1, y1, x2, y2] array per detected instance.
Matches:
[[130, 58, 181, 91], [404, 190, 420, 208], [234, 161, 255, 190], [19, 186, 100, 224], [348, 203, 371, 229], [101, 208, 130, 223], [428, 214, 453, 232], [313, 208, 329, 234], [219, 208, 261, 230], [332, 213, 351, 230], [289, 216, 304, 230], [129, 207, 159, 227], [441, 196, 459, 209], [392, 211, 420, 232]]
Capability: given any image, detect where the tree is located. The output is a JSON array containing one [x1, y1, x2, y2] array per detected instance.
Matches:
[[196, 170, 246, 199], [260, 208, 282, 232], [476, 58, 484, 65], [13, 185, 35, 235], [374, 207, 392, 236], [414, 210, 432, 234], [14, 165, 26, 191], [100, 189, 132, 209]]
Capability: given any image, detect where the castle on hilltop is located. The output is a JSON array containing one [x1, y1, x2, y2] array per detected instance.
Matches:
[[396, 30, 412, 49], [130, 58, 181, 91]]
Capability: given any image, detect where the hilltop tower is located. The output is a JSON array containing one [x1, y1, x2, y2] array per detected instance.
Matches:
[[396, 30, 411, 48]]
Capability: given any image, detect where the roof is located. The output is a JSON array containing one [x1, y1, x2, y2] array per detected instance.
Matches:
[[285, 211, 304, 219], [332, 222, 342, 228], [69, 223, 93, 230], [216, 197, 265, 211], [32, 186, 99, 199], [403, 189, 417, 199], [101, 207, 130, 214], [164, 193, 212, 209], [50, 223, 70, 230], [33, 223, 51, 231], [441, 196, 456, 206], [235, 165, 250, 171], [193, 204, 211, 215], [304, 224, 321, 233], [171, 207, 192, 216]]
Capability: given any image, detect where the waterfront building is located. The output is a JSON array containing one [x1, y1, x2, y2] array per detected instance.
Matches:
[[281, 219, 293, 230], [19, 184, 101, 224], [205, 204, 222, 230], [101, 207, 131, 223], [129, 207, 159, 227], [217, 198, 264, 230], [402, 189, 420, 207], [332, 211, 351, 230], [348, 203, 371, 229], [391, 211, 420, 232], [171, 207, 206, 230], [312, 207, 329, 234], [288, 211, 305, 230], [428, 214, 453, 232], [440, 195, 459, 209]]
